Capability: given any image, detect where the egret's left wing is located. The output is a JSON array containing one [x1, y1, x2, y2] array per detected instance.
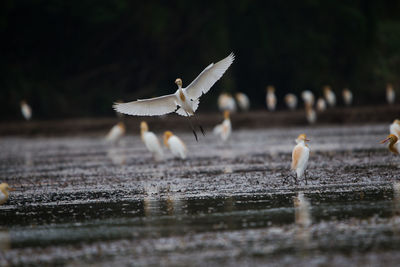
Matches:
[[184, 53, 235, 100], [113, 94, 178, 116]]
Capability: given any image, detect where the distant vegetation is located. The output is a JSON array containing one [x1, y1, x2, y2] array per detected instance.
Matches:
[[1, 0, 400, 119]]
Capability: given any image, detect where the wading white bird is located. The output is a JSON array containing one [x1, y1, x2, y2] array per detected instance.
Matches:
[[20, 100, 32, 120], [114, 53, 235, 140], [105, 122, 126, 143], [164, 131, 187, 159], [305, 104, 316, 124], [390, 119, 400, 138], [218, 93, 237, 112], [291, 134, 310, 184], [301, 90, 315, 106], [0, 183, 13, 205], [266, 85, 277, 111], [380, 134, 400, 155], [342, 88, 353, 106], [235, 92, 250, 111], [387, 83, 395, 104], [316, 97, 326, 112], [284, 93, 298, 110], [140, 121, 164, 161], [323, 85, 336, 107], [213, 111, 231, 142]]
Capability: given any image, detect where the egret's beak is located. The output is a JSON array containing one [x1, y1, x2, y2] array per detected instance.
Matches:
[[380, 137, 390, 144]]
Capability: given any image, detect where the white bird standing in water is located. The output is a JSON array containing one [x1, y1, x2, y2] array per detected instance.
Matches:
[[305, 104, 316, 124], [342, 88, 353, 106], [105, 122, 126, 143], [164, 131, 187, 159], [213, 111, 231, 142], [20, 100, 32, 120], [291, 134, 310, 184], [387, 83, 395, 104], [114, 53, 235, 141], [301, 90, 315, 106], [316, 97, 326, 112], [140, 121, 164, 161], [284, 93, 298, 110], [235, 92, 250, 111], [380, 134, 400, 155], [390, 119, 400, 138], [218, 93, 237, 112], [0, 183, 13, 205], [266, 85, 277, 111], [323, 85, 336, 107]]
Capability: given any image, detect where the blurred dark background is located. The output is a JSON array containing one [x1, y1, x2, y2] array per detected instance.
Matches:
[[1, 0, 400, 120]]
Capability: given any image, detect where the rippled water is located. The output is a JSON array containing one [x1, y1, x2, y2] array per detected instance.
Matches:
[[0, 124, 399, 266]]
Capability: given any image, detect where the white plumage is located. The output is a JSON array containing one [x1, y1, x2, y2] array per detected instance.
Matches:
[[114, 53, 234, 117], [164, 131, 187, 159], [235, 92, 250, 111], [301, 90, 315, 106], [213, 111, 231, 142], [291, 134, 310, 181], [218, 93, 237, 112], [390, 119, 400, 138], [305, 104, 316, 124], [106, 122, 126, 143], [140, 121, 163, 161], [323, 86, 336, 107], [266, 85, 277, 111], [342, 88, 353, 106], [316, 98, 326, 112], [387, 84, 395, 104], [20, 100, 32, 120], [284, 93, 297, 110]]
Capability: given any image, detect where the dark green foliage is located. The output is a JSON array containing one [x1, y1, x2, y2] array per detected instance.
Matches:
[[1, 0, 400, 119]]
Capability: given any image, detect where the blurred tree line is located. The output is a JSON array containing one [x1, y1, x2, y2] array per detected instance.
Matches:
[[1, 0, 400, 119]]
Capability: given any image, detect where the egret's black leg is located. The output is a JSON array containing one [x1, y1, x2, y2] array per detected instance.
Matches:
[[186, 112, 198, 141], [193, 114, 205, 136]]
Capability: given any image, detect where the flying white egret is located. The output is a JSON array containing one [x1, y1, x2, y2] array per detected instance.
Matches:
[[114, 53, 235, 140]]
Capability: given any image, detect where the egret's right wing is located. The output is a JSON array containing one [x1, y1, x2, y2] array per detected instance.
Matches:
[[113, 94, 178, 116]]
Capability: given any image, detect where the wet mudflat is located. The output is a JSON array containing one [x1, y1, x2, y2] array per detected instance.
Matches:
[[0, 123, 400, 266]]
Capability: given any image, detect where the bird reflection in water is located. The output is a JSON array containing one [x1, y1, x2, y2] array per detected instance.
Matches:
[[293, 192, 312, 250]]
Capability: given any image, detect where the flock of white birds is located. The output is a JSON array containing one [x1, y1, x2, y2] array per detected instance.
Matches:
[[3, 53, 398, 206]]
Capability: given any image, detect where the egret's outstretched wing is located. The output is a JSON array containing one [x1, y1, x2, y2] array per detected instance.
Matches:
[[184, 53, 235, 100], [113, 94, 178, 116]]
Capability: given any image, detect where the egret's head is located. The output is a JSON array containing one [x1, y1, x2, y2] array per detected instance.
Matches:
[[393, 119, 400, 125], [117, 122, 126, 131], [387, 83, 393, 90], [380, 134, 398, 144], [224, 110, 230, 119], [296, 134, 310, 143], [267, 85, 275, 93], [323, 85, 331, 93], [0, 183, 12, 193], [140, 121, 148, 132], [175, 78, 182, 88], [163, 131, 173, 147], [20, 100, 26, 105]]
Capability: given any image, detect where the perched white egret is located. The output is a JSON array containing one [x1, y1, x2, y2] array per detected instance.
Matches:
[[140, 121, 164, 161], [323, 85, 336, 107], [291, 134, 310, 184], [114, 53, 235, 140], [235, 92, 250, 111], [380, 134, 400, 155], [266, 85, 277, 111], [390, 119, 400, 138], [218, 93, 237, 112], [305, 104, 316, 124], [164, 131, 187, 159], [213, 111, 231, 142], [20, 100, 32, 120], [0, 183, 13, 205], [387, 83, 395, 104], [301, 90, 315, 106], [316, 97, 326, 112], [105, 122, 126, 143], [342, 88, 353, 106], [284, 93, 298, 110]]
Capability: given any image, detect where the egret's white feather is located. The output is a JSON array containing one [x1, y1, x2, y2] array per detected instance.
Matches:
[[113, 94, 178, 116], [176, 98, 199, 116], [184, 53, 235, 100]]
